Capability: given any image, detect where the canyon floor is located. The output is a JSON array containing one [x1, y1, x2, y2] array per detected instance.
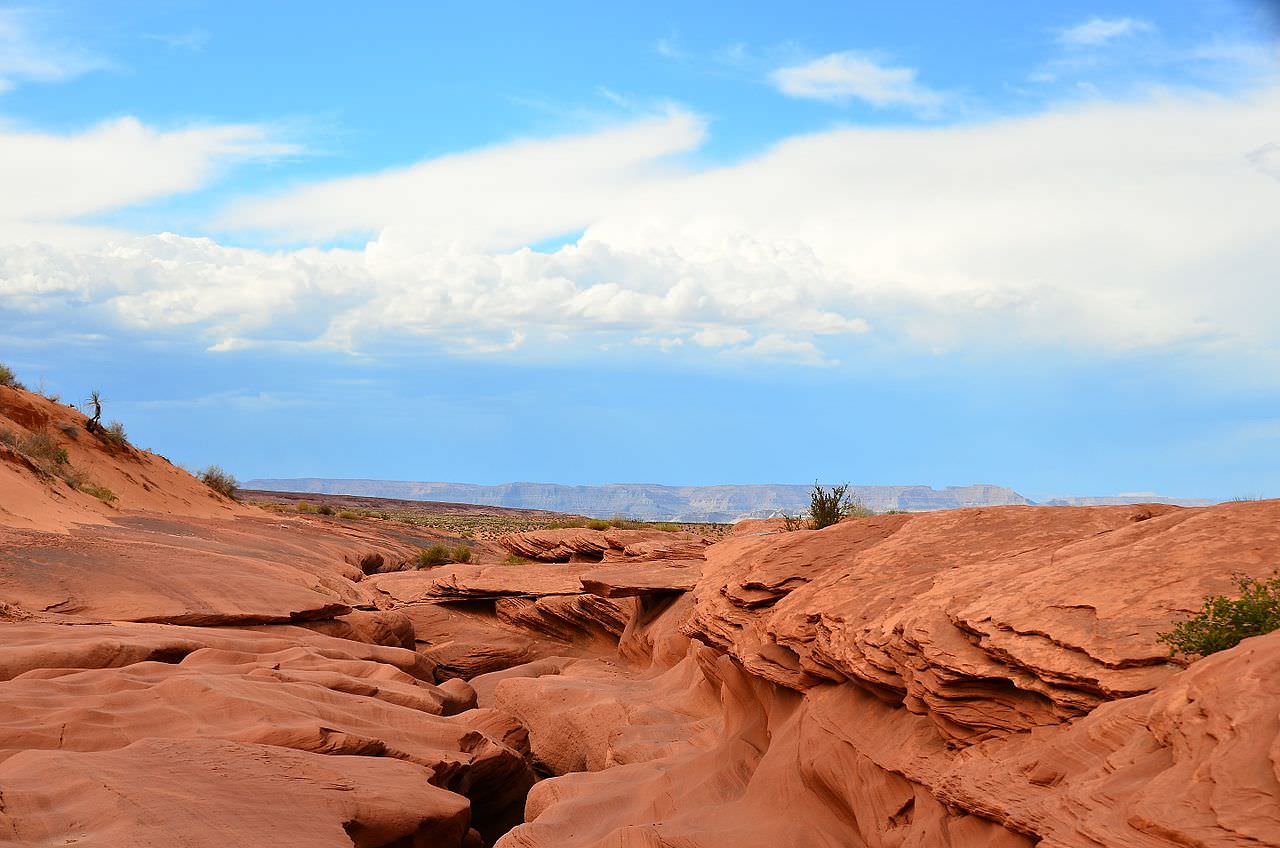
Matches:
[[1, 383, 1278, 847]]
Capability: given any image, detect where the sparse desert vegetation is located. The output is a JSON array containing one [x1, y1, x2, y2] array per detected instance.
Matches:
[[101, 420, 129, 447], [200, 465, 238, 499], [1159, 573, 1280, 658], [79, 484, 117, 504], [784, 482, 876, 530], [0, 364, 23, 390], [242, 490, 728, 540], [417, 545, 451, 567]]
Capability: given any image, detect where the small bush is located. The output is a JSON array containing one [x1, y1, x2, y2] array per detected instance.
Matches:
[[547, 517, 589, 529], [317, 504, 335, 516], [453, 545, 472, 563], [199, 465, 238, 499], [652, 522, 681, 532], [586, 518, 611, 531], [16, 431, 65, 465], [0, 363, 23, 389], [59, 423, 79, 441], [296, 501, 317, 514], [80, 484, 117, 504], [809, 482, 871, 530], [337, 510, 360, 519], [781, 514, 808, 532], [1159, 574, 1280, 658], [884, 509, 910, 515], [102, 420, 128, 446], [417, 545, 450, 567], [504, 553, 531, 566]]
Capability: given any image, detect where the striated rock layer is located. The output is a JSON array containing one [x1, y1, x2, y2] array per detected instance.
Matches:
[[493, 500, 1280, 847]]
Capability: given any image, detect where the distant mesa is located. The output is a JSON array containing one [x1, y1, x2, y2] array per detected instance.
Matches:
[[1040, 494, 1215, 508], [242, 479, 1215, 522]]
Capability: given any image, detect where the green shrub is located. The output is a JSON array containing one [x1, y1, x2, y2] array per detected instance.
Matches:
[[296, 501, 317, 514], [652, 522, 681, 532], [80, 484, 117, 504], [453, 545, 472, 563], [417, 545, 450, 567], [586, 518, 611, 531], [809, 482, 872, 529], [199, 465, 238, 499], [0, 364, 23, 390], [337, 510, 360, 519], [317, 504, 335, 516], [504, 553, 531, 566], [1159, 574, 1280, 658]]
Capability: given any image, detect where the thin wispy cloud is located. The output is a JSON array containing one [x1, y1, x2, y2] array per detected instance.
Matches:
[[141, 29, 210, 52], [1058, 17, 1154, 47], [769, 51, 944, 114], [0, 7, 107, 92]]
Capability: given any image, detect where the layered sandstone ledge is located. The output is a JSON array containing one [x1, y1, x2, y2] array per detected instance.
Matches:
[[1, 384, 1277, 846]]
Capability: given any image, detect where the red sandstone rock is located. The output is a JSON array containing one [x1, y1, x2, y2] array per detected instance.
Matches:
[[497, 527, 708, 563], [0, 737, 477, 847], [579, 561, 702, 597]]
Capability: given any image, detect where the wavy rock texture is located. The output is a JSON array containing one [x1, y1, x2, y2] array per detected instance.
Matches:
[[497, 527, 709, 563], [494, 501, 1280, 847]]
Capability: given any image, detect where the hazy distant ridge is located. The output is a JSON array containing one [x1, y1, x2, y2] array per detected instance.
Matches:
[[244, 479, 1032, 522]]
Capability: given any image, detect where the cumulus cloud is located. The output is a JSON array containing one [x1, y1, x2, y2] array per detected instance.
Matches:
[[769, 52, 944, 113], [1058, 17, 1154, 47], [2, 88, 1279, 373]]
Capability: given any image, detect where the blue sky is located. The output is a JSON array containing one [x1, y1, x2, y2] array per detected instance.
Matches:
[[1, 1, 1278, 499]]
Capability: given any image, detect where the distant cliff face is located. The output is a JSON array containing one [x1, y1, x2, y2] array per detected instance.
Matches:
[[1041, 495, 1215, 507], [243, 479, 1033, 522]]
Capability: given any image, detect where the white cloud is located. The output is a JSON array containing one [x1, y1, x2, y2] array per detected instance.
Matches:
[[0, 8, 106, 92], [2, 88, 1280, 374], [693, 327, 752, 348], [740, 334, 837, 366], [1058, 17, 1154, 47], [769, 52, 944, 113], [0, 118, 295, 224], [222, 107, 703, 248]]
